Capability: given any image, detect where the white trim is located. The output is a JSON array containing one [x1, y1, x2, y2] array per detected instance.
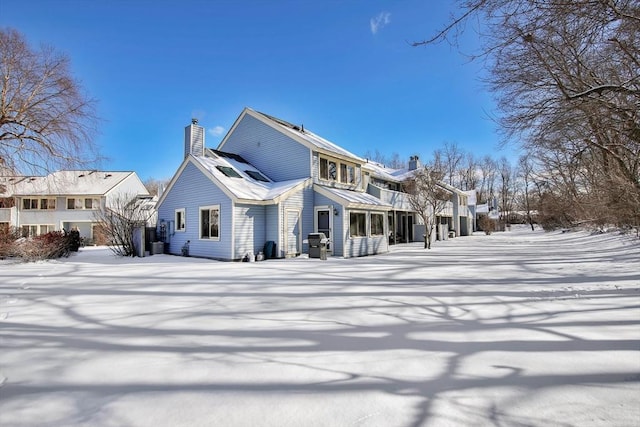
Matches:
[[370, 212, 385, 237], [285, 208, 301, 256], [175, 208, 186, 232], [198, 204, 221, 241], [314, 205, 334, 255], [348, 210, 367, 239]]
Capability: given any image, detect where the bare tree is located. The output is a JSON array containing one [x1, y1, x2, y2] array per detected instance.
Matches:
[[94, 194, 155, 257], [143, 177, 170, 196], [457, 152, 478, 191], [442, 141, 464, 187], [415, 1, 640, 228], [477, 155, 497, 204], [517, 155, 536, 230], [403, 166, 451, 249], [362, 149, 407, 169], [0, 28, 100, 174], [498, 156, 517, 224]]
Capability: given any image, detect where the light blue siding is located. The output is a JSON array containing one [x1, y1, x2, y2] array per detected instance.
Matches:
[[157, 162, 233, 260], [283, 185, 313, 254], [265, 205, 279, 256], [221, 115, 311, 181], [234, 203, 266, 260]]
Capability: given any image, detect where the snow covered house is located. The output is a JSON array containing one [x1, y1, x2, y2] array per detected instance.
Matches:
[[0, 171, 150, 244], [157, 110, 394, 260]]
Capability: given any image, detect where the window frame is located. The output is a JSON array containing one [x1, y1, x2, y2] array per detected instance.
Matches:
[[40, 198, 56, 210], [370, 213, 385, 236], [349, 211, 367, 238], [199, 204, 220, 241], [23, 198, 38, 210], [175, 208, 186, 232]]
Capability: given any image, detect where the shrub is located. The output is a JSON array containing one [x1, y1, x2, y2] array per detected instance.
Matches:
[[0, 226, 21, 259], [15, 231, 72, 262]]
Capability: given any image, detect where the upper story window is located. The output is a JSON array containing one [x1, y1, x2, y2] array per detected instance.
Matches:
[[319, 156, 357, 185], [22, 198, 56, 210], [67, 198, 100, 210]]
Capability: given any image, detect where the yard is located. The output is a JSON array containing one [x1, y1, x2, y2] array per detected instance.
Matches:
[[1, 226, 639, 426]]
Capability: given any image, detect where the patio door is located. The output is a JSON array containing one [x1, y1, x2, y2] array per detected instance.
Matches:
[[314, 206, 333, 254]]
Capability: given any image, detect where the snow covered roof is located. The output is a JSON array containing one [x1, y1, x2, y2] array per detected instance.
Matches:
[[362, 161, 415, 183], [11, 171, 138, 196], [246, 108, 364, 162], [190, 151, 309, 204], [314, 184, 392, 211]]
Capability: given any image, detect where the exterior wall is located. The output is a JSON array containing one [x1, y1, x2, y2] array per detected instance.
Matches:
[[234, 203, 266, 260], [282, 185, 313, 255], [221, 114, 311, 182], [265, 204, 280, 256], [157, 162, 233, 260], [105, 173, 149, 208], [343, 209, 389, 258], [367, 184, 413, 211]]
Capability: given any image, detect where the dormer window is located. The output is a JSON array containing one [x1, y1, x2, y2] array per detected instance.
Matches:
[[319, 156, 357, 184]]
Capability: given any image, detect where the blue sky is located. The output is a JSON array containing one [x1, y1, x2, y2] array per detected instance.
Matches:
[[1, 0, 515, 180]]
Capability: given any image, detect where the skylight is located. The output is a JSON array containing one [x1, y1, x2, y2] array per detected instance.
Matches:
[[216, 166, 242, 178], [245, 170, 269, 182]]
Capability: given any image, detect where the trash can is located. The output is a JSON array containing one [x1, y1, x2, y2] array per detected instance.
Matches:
[[308, 233, 327, 260]]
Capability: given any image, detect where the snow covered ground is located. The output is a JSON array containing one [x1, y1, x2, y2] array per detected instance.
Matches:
[[1, 226, 639, 427]]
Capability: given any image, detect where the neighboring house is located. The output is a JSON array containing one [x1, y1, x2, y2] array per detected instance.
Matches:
[[363, 156, 474, 242], [0, 170, 150, 244], [157, 108, 473, 261]]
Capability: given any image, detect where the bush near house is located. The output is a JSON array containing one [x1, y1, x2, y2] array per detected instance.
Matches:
[[0, 228, 77, 261]]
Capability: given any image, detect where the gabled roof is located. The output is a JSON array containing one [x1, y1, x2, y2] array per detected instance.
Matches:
[[314, 184, 392, 211], [11, 171, 139, 196], [220, 108, 364, 163]]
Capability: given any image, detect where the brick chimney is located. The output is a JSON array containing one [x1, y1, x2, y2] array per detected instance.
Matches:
[[184, 118, 205, 158]]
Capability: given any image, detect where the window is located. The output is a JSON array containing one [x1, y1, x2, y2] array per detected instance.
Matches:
[[328, 161, 337, 180], [21, 225, 37, 237], [319, 158, 328, 180], [371, 213, 384, 236], [349, 212, 366, 237], [340, 164, 348, 183], [200, 205, 220, 240], [347, 165, 356, 184], [67, 198, 99, 210], [175, 208, 185, 231], [40, 198, 56, 210], [245, 170, 269, 182], [216, 166, 242, 178], [40, 225, 54, 234], [23, 198, 38, 210]]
